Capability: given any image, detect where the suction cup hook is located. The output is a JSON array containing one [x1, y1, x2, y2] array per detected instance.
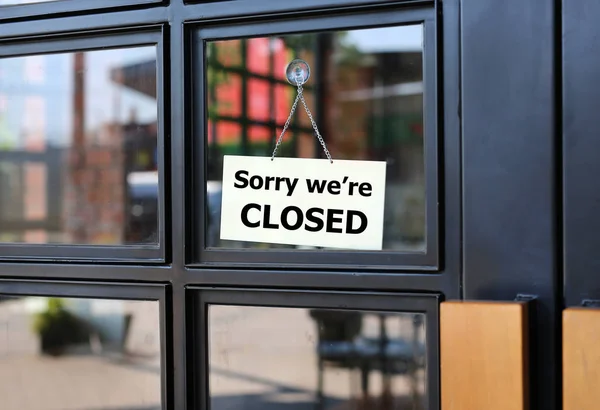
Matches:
[[285, 59, 310, 86], [274, 58, 332, 163]]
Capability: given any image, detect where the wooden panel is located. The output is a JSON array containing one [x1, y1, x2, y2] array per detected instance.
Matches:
[[563, 308, 600, 410], [441, 301, 529, 410]]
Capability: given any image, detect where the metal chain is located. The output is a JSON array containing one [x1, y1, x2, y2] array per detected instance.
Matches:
[[271, 81, 333, 163], [297, 85, 333, 163], [271, 92, 300, 160]]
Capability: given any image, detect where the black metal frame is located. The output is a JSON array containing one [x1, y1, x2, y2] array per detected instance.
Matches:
[[0, 0, 162, 23], [0, 28, 167, 263], [460, 0, 562, 409], [190, 287, 440, 410], [562, 0, 600, 309], [0, 279, 170, 410], [0, 0, 465, 409], [191, 7, 440, 271]]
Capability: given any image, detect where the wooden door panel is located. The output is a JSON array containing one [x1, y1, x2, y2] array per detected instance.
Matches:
[[441, 301, 530, 410], [563, 308, 600, 410]]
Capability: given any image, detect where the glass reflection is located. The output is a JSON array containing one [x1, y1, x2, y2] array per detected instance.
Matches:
[[209, 305, 426, 410], [0, 46, 159, 245], [0, 0, 56, 5], [0, 296, 161, 410], [206, 25, 425, 251]]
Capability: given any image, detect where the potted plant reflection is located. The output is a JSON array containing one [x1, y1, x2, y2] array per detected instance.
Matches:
[[32, 297, 89, 356]]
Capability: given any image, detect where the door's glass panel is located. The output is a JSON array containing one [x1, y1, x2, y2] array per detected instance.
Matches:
[[0, 46, 159, 245], [0, 296, 162, 410], [205, 25, 426, 251], [208, 305, 427, 410]]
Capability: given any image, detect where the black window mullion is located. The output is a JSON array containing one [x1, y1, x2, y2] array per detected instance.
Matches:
[[0, 0, 161, 23]]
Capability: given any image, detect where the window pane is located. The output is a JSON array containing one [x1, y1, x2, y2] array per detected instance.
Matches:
[[209, 305, 426, 409], [0, 296, 162, 409], [0, 46, 159, 245], [206, 25, 425, 251]]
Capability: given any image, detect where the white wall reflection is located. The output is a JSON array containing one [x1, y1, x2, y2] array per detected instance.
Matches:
[[0, 296, 161, 410], [209, 305, 426, 410]]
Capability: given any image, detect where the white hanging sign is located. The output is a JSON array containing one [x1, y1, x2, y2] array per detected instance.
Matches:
[[219, 155, 387, 250]]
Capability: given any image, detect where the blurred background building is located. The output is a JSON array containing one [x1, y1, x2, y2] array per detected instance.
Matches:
[[0, 26, 424, 251], [205, 27, 425, 250], [0, 47, 159, 245]]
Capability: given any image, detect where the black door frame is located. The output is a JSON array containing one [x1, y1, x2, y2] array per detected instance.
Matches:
[[0, 1, 456, 409], [0, 0, 573, 409]]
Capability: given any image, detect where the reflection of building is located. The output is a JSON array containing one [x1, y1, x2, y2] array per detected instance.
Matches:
[[208, 31, 426, 248], [207, 36, 318, 177], [0, 53, 69, 243], [111, 59, 159, 243], [327, 49, 425, 243], [207, 34, 423, 172], [66, 55, 160, 244], [0, 50, 159, 244]]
